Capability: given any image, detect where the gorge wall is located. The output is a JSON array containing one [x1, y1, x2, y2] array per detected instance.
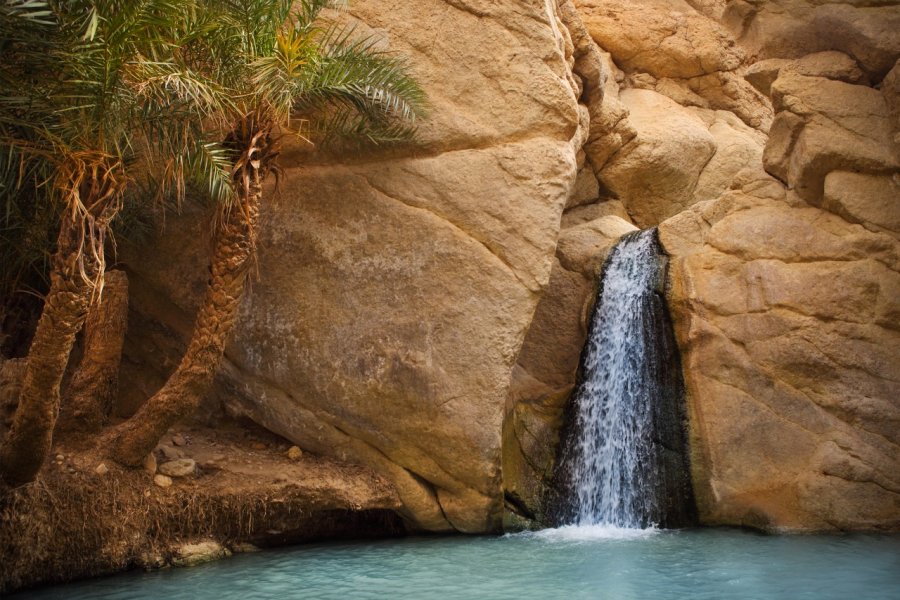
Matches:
[[121, 0, 900, 533]]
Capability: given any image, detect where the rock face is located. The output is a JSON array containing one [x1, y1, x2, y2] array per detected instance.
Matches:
[[722, 0, 900, 79], [121, 0, 900, 533], [503, 0, 899, 530], [661, 184, 900, 530], [503, 212, 636, 527], [122, 0, 583, 533], [655, 6, 900, 530], [654, 44, 900, 528]]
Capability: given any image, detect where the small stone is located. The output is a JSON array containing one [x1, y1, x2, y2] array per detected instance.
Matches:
[[159, 445, 183, 460], [286, 446, 303, 461], [251, 441, 267, 451], [55, 454, 64, 462], [159, 458, 196, 478], [153, 474, 173, 488], [139, 551, 167, 570], [171, 541, 231, 567], [143, 453, 158, 475], [94, 463, 109, 476], [171, 434, 187, 447]]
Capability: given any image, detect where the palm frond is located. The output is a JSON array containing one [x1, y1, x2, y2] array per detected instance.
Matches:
[[0, 0, 54, 25], [186, 140, 235, 206]]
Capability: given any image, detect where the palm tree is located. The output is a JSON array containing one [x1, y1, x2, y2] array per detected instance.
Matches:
[[0, 0, 232, 487], [108, 0, 426, 465]]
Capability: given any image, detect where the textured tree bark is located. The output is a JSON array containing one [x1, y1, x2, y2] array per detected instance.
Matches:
[[60, 269, 129, 433], [0, 218, 101, 486], [107, 172, 262, 466], [0, 358, 27, 444]]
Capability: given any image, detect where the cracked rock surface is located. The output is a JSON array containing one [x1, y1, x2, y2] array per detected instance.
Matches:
[[120, 0, 583, 533], [119, 0, 899, 533]]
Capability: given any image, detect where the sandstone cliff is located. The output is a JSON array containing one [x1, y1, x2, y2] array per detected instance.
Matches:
[[506, 0, 899, 531], [122, 0, 899, 533], [123, 0, 584, 533]]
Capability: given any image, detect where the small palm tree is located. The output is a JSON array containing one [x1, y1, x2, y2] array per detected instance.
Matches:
[[108, 0, 426, 465], [0, 0, 232, 487]]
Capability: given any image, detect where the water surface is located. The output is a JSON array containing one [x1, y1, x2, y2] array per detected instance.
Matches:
[[17, 528, 900, 599]]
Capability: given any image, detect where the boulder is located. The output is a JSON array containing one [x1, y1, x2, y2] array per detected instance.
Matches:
[[574, 1, 772, 131], [599, 88, 716, 227], [883, 60, 900, 158], [822, 172, 900, 238], [724, 0, 900, 79], [693, 109, 767, 203], [745, 52, 867, 97], [764, 72, 898, 204], [577, 0, 743, 79]]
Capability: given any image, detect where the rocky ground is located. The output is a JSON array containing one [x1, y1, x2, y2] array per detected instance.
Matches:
[[0, 419, 403, 593]]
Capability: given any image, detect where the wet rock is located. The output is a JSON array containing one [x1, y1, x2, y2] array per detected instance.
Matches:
[[230, 542, 260, 554], [139, 551, 167, 570], [171, 541, 231, 568]]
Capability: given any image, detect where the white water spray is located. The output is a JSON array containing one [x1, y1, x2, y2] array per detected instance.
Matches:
[[563, 229, 668, 529]]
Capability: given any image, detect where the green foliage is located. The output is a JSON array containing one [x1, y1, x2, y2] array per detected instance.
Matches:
[[0, 0, 235, 353], [189, 0, 427, 148], [0, 0, 426, 353], [0, 0, 237, 213]]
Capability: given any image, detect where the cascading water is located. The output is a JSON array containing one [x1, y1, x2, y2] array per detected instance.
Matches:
[[554, 228, 694, 530]]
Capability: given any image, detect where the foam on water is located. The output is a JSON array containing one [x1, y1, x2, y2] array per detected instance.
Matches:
[[517, 524, 661, 542]]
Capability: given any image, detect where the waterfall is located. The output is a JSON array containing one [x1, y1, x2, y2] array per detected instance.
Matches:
[[555, 228, 694, 530]]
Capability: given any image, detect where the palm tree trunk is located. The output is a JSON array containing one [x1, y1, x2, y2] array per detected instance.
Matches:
[[107, 169, 262, 466], [60, 269, 129, 433], [0, 218, 102, 486]]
